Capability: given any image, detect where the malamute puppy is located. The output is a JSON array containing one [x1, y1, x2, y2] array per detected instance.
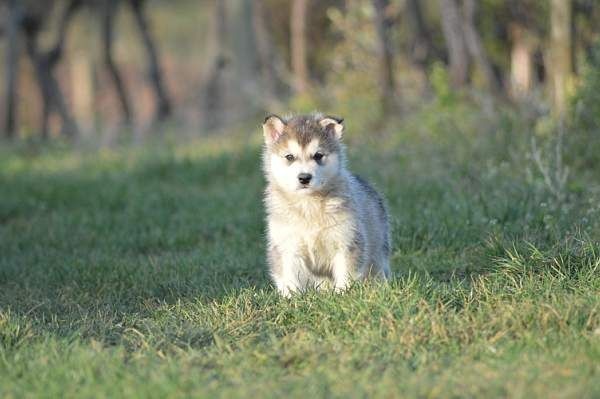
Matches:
[[262, 113, 391, 296]]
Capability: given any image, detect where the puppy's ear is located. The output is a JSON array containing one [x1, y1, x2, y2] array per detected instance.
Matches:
[[319, 116, 344, 140], [263, 115, 286, 144]]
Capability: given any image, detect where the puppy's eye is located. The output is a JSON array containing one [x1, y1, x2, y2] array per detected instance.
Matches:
[[313, 152, 324, 161], [285, 154, 295, 162]]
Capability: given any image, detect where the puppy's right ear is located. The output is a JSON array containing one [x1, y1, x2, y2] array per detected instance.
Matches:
[[263, 114, 286, 144]]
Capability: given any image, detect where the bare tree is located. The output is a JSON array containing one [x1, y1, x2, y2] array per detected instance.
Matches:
[[200, 0, 280, 130], [290, 0, 310, 95], [439, 0, 469, 87], [372, 0, 399, 114], [506, 1, 540, 99], [3, 0, 22, 138], [252, 0, 285, 105], [128, 0, 171, 122], [461, 0, 500, 93], [439, 0, 500, 92], [406, 0, 435, 75], [202, 0, 228, 130], [22, 0, 81, 138], [549, 0, 572, 116], [101, 0, 132, 124], [509, 22, 535, 98]]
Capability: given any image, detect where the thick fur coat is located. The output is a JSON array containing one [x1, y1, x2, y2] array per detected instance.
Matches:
[[262, 113, 391, 296]]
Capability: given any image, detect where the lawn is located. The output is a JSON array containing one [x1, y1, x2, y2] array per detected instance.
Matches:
[[1, 106, 599, 398]]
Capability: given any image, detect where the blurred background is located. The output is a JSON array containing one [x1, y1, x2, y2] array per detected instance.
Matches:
[[1, 0, 599, 142]]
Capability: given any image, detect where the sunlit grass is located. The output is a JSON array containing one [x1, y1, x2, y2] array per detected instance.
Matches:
[[1, 108, 599, 397]]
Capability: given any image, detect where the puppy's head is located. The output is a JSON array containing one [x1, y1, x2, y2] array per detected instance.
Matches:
[[262, 114, 345, 195]]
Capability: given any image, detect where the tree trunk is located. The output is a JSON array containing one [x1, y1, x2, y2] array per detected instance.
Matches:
[[21, 0, 81, 138], [252, 0, 278, 104], [230, 0, 261, 98], [439, 0, 469, 87], [461, 0, 500, 93], [372, 0, 399, 115], [4, 0, 22, 138], [70, 51, 94, 133], [129, 0, 171, 122], [25, 36, 78, 138], [509, 22, 534, 99], [202, 0, 228, 130], [290, 0, 310, 95], [102, 0, 132, 124], [406, 0, 433, 72], [549, 0, 572, 116]]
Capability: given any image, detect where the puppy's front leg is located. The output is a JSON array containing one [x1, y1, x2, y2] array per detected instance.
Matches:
[[275, 257, 308, 297], [331, 251, 358, 292]]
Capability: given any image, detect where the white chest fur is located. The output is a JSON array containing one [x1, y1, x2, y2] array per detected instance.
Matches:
[[267, 192, 357, 285]]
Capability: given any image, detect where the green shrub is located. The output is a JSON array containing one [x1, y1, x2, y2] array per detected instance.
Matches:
[[569, 41, 600, 171]]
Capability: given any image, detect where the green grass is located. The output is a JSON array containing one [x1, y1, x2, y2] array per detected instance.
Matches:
[[1, 108, 599, 398]]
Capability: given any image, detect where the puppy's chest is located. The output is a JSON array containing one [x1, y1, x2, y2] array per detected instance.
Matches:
[[270, 207, 354, 270]]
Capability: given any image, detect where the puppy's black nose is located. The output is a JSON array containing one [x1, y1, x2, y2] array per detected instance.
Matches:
[[298, 173, 312, 185]]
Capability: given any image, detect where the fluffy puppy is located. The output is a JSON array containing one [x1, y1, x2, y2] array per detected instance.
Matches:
[[262, 113, 391, 296]]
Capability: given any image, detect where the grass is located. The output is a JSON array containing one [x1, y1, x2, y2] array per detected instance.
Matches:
[[1, 106, 599, 398]]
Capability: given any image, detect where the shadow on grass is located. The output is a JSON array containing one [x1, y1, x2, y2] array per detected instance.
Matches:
[[0, 144, 272, 328]]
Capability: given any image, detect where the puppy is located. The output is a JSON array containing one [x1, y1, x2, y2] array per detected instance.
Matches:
[[262, 113, 391, 296]]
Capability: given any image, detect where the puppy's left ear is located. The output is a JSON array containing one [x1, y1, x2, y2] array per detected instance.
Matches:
[[319, 116, 344, 140]]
